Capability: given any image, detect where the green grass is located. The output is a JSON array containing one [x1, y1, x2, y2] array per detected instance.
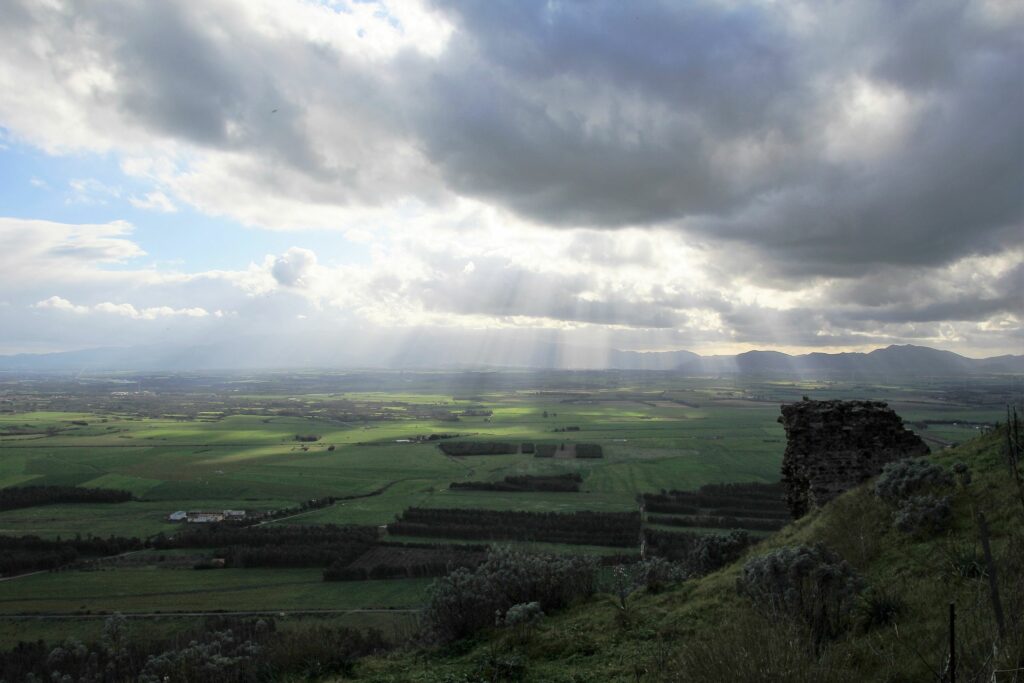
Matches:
[[0, 568, 431, 614], [0, 382, 1006, 538], [0, 398, 789, 535], [356, 427, 1024, 682], [0, 611, 420, 648], [0, 376, 1013, 657]]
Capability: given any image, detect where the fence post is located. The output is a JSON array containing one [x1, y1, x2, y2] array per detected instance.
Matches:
[[948, 602, 956, 683], [976, 511, 1007, 639]]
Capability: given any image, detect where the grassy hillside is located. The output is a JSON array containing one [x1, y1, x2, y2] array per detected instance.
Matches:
[[357, 427, 1024, 682]]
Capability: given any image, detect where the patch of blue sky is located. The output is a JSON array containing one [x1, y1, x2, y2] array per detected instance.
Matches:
[[0, 137, 372, 272], [319, 0, 401, 30]]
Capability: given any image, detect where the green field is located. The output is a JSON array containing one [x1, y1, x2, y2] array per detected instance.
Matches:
[[0, 400, 793, 535], [0, 372, 1012, 638]]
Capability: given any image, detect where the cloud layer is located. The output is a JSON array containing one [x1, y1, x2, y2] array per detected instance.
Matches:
[[0, 0, 1020, 358]]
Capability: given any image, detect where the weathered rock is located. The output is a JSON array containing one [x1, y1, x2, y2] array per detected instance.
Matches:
[[778, 399, 929, 518]]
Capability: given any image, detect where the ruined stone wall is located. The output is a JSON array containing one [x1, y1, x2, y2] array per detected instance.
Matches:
[[778, 399, 929, 518]]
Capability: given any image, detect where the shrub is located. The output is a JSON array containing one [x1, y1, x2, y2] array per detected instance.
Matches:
[[688, 530, 753, 575], [939, 540, 985, 581], [893, 495, 952, 536], [644, 529, 753, 576], [737, 544, 863, 644], [873, 458, 952, 503], [136, 630, 262, 682], [500, 602, 544, 644], [855, 586, 905, 632], [423, 547, 597, 643], [3, 616, 386, 683]]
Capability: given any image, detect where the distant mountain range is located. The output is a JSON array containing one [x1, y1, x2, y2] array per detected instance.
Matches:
[[620, 345, 1024, 376], [0, 341, 1021, 376]]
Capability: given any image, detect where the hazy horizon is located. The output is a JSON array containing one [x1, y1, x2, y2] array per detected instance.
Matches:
[[1, 1, 1021, 360]]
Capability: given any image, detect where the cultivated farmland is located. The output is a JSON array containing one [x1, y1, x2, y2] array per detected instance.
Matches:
[[0, 370, 1011, 644]]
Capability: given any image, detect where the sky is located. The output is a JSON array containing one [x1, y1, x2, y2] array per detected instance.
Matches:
[[0, 0, 1021, 364]]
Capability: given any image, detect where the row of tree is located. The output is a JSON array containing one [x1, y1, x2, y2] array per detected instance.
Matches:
[[438, 441, 518, 456], [324, 541, 487, 581], [575, 443, 604, 458], [449, 473, 582, 493], [534, 444, 557, 457], [642, 481, 787, 517], [0, 534, 144, 576], [0, 485, 133, 511], [646, 482, 785, 508], [258, 495, 339, 522], [220, 542, 372, 569], [648, 513, 785, 532], [388, 508, 640, 547]]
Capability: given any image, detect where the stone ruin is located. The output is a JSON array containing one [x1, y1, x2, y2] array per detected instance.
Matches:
[[778, 399, 929, 518]]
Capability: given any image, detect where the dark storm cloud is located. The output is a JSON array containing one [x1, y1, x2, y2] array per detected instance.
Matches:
[[717, 256, 1022, 346], [1, 0, 1021, 350], [14, 0, 1019, 280], [64, 2, 389, 185], [409, 0, 1022, 276], [818, 260, 1024, 324], [408, 0, 801, 226], [695, 54, 1023, 277], [88, 2, 244, 146]]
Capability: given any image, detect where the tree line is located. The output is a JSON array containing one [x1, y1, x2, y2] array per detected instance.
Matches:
[[388, 508, 640, 547], [154, 524, 378, 570], [647, 513, 785, 532], [438, 441, 519, 456], [575, 443, 603, 458], [0, 534, 144, 576], [323, 542, 486, 581], [642, 481, 786, 516], [218, 543, 371, 569], [0, 485, 133, 511], [449, 473, 582, 493]]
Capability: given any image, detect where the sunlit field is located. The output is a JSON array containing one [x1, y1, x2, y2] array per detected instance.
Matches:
[[0, 371, 1010, 645]]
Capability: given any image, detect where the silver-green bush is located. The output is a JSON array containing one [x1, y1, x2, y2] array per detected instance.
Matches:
[[737, 544, 863, 644]]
